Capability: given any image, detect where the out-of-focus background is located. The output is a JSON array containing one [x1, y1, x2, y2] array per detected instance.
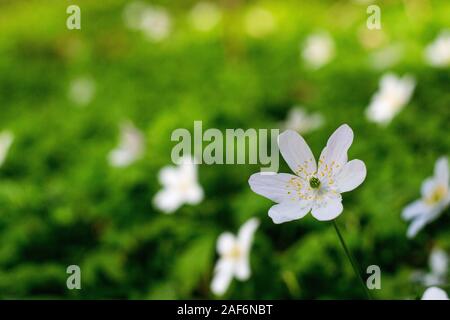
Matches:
[[0, 0, 449, 299]]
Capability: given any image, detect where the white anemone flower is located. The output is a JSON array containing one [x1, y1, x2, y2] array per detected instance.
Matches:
[[68, 76, 95, 107], [249, 124, 366, 223], [424, 248, 448, 286], [0, 131, 14, 167], [282, 106, 324, 135], [124, 2, 171, 42], [425, 31, 450, 67], [421, 287, 449, 300], [244, 7, 276, 38], [211, 218, 259, 296], [153, 156, 203, 213], [302, 32, 335, 69], [365, 73, 415, 125], [189, 2, 221, 32], [402, 157, 450, 238], [108, 122, 145, 168], [140, 7, 171, 41], [412, 247, 449, 286]]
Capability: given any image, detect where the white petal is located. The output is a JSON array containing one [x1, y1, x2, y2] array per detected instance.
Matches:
[[429, 248, 448, 276], [421, 178, 436, 199], [217, 232, 236, 256], [234, 257, 250, 280], [434, 157, 449, 187], [248, 172, 313, 203], [108, 149, 133, 167], [268, 201, 312, 224], [158, 166, 179, 187], [184, 183, 204, 204], [211, 259, 234, 296], [237, 218, 259, 253], [277, 130, 316, 180], [402, 200, 428, 221], [311, 194, 343, 221], [179, 156, 198, 181], [153, 189, 182, 213], [423, 274, 443, 287], [421, 287, 449, 300], [335, 159, 367, 193], [318, 124, 354, 179], [406, 215, 430, 238]]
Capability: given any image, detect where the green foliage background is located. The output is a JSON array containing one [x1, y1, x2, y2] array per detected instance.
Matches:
[[0, 0, 449, 299]]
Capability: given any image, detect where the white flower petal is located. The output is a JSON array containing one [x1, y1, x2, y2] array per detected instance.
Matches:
[[155, 156, 203, 212], [237, 218, 259, 253], [429, 248, 448, 276], [406, 215, 430, 238], [184, 183, 204, 204], [422, 287, 449, 300], [425, 31, 450, 67], [318, 124, 354, 179], [302, 32, 335, 69], [311, 194, 343, 221], [434, 157, 449, 187], [153, 188, 182, 213], [268, 201, 312, 224], [335, 159, 367, 193], [108, 149, 135, 167], [278, 130, 316, 180], [366, 73, 415, 125], [234, 257, 250, 281], [248, 173, 312, 203], [421, 177, 437, 199], [179, 156, 198, 180], [158, 166, 179, 186], [217, 232, 236, 255], [108, 122, 144, 167], [283, 107, 324, 134], [211, 259, 234, 296], [402, 200, 429, 221]]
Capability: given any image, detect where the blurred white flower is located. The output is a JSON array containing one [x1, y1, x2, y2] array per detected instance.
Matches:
[[421, 287, 449, 300], [140, 7, 171, 41], [0, 131, 14, 167], [282, 107, 324, 134], [369, 44, 404, 70], [244, 7, 276, 38], [412, 247, 449, 286], [402, 157, 450, 238], [68, 76, 95, 107], [249, 124, 366, 224], [124, 2, 171, 42], [302, 32, 335, 69], [189, 2, 221, 32], [153, 156, 203, 213], [211, 218, 259, 296], [425, 31, 450, 67], [108, 122, 145, 168], [424, 248, 448, 286], [365, 73, 415, 125]]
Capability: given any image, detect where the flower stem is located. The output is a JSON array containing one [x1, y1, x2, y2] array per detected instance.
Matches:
[[332, 220, 372, 300]]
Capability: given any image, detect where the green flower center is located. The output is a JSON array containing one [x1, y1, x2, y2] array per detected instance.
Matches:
[[309, 176, 321, 189]]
